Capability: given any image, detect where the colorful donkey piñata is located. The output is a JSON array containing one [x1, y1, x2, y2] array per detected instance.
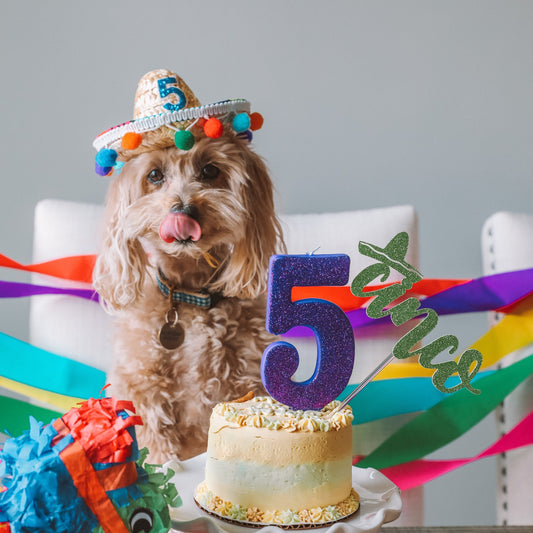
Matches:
[[0, 397, 180, 533]]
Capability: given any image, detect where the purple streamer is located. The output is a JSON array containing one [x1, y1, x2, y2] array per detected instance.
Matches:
[[2, 267, 533, 335], [0, 280, 99, 302], [286, 267, 533, 337]]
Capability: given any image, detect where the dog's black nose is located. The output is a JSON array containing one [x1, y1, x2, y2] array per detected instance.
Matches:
[[170, 204, 200, 221]]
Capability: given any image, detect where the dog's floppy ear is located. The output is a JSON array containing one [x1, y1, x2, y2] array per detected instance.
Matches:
[[216, 149, 285, 299], [93, 172, 148, 312]]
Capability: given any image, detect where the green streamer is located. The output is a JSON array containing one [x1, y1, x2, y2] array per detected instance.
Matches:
[[357, 352, 533, 470], [0, 395, 63, 438]]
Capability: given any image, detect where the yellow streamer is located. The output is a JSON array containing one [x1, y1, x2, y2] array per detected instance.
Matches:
[[376, 363, 433, 380], [471, 303, 533, 367], [0, 376, 81, 412], [373, 301, 533, 381]]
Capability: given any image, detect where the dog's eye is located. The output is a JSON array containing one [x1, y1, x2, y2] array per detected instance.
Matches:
[[147, 169, 165, 185], [200, 164, 220, 181]]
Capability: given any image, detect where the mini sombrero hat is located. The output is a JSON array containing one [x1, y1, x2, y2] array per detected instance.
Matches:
[[93, 68, 264, 176]]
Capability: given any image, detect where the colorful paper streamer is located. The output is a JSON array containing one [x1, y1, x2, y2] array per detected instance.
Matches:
[[2, 253, 533, 318], [392, 301, 533, 381], [2, 281, 531, 387], [380, 410, 533, 491], [289, 267, 533, 336], [338, 297, 533, 421], [0, 394, 62, 437], [470, 295, 533, 365], [0, 253, 96, 283], [0, 376, 82, 412], [292, 278, 469, 312], [2, 272, 533, 413], [356, 352, 533, 470], [0, 279, 98, 301], [0, 332, 106, 399], [339, 371, 493, 425]]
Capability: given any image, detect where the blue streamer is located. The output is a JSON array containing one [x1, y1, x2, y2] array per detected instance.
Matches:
[[0, 332, 106, 399], [339, 370, 494, 424]]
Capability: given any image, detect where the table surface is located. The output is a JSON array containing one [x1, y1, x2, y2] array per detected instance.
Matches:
[[381, 525, 533, 533]]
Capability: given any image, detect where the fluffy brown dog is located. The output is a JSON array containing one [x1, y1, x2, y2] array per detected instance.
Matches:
[[92, 70, 284, 462]]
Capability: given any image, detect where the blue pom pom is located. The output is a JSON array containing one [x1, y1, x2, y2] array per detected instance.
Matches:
[[95, 162, 112, 176], [95, 148, 118, 167], [114, 161, 125, 174], [232, 113, 251, 133]]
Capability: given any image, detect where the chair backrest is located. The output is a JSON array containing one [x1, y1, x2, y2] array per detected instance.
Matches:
[[481, 211, 533, 526], [30, 199, 111, 371], [30, 199, 422, 526]]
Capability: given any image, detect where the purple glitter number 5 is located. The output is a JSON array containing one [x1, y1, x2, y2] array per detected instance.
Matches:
[[261, 254, 355, 410]]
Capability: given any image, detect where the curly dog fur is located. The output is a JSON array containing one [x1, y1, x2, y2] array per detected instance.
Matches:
[[93, 132, 284, 462]]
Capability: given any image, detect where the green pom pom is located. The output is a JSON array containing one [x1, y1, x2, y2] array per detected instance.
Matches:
[[174, 130, 195, 150]]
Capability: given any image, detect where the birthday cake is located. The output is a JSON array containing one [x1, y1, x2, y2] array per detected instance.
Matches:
[[194, 395, 359, 528]]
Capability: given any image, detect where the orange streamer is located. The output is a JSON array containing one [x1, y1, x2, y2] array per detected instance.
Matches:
[[0, 253, 96, 284], [0, 251, 471, 309]]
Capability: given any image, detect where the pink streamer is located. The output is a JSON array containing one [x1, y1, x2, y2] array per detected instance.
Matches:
[[380, 410, 533, 490]]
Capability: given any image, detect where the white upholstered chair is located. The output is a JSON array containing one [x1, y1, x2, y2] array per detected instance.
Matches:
[[30, 200, 111, 372], [481, 211, 533, 526], [30, 199, 421, 526]]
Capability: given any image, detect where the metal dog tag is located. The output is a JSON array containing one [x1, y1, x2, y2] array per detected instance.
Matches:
[[159, 307, 184, 350], [159, 322, 185, 350]]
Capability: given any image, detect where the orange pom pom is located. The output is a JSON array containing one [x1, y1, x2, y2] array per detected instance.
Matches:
[[249, 112, 264, 131], [121, 132, 143, 150], [204, 117, 223, 138]]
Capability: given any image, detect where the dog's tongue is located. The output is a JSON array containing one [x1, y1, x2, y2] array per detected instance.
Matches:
[[159, 213, 202, 243]]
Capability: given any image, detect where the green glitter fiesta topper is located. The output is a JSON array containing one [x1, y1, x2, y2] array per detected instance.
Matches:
[[351, 231, 483, 395]]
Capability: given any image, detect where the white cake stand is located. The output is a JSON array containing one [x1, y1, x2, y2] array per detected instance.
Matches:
[[168, 453, 402, 533]]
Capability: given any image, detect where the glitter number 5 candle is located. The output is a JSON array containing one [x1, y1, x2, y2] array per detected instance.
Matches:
[[261, 254, 355, 410]]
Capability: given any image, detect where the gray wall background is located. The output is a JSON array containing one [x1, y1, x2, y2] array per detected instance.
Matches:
[[1, 0, 533, 527]]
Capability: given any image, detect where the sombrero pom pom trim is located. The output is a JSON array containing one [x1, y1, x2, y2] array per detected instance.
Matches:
[[93, 98, 250, 152]]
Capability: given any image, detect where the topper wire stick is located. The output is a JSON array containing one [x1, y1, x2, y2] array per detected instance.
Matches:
[[328, 352, 396, 417]]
